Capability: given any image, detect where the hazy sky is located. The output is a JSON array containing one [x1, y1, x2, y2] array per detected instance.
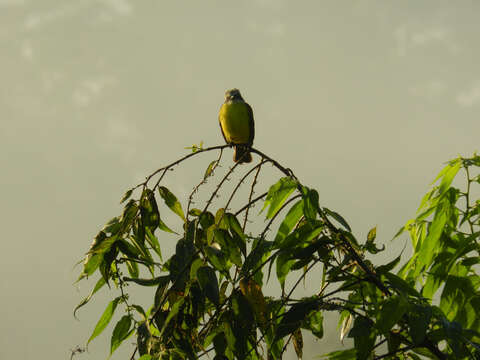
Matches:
[[1, 1, 479, 359]]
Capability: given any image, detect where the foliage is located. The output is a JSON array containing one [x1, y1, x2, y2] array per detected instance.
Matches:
[[75, 147, 480, 359]]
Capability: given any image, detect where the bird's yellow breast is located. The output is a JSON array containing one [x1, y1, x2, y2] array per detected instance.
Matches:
[[219, 102, 251, 144]]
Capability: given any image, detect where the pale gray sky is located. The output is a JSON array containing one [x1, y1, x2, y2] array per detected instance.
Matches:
[[1, 1, 479, 359]]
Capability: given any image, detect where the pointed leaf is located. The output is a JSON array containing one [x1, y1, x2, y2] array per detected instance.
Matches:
[[276, 251, 295, 290], [159, 297, 185, 337], [274, 199, 304, 246], [408, 304, 432, 344], [318, 349, 356, 359], [323, 207, 351, 232], [436, 159, 461, 196], [239, 278, 266, 325], [304, 310, 324, 339], [241, 239, 273, 277], [145, 227, 162, 260], [120, 189, 133, 204], [375, 296, 407, 333], [74, 277, 106, 319], [158, 216, 177, 234], [158, 186, 186, 221], [123, 275, 169, 287], [262, 177, 298, 219], [87, 297, 121, 345], [340, 314, 353, 343], [138, 356, 152, 360], [204, 160, 219, 180], [292, 328, 303, 359], [302, 187, 320, 221], [275, 299, 319, 341], [197, 266, 220, 306], [110, 315, 132, 355], [349, 317, 375, 360]]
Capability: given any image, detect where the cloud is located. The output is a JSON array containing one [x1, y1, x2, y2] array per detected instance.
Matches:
[[409, 81, 447, 101], [72, 76, 116, 107], [24, 2, 86, 30], [394, 25, 458, 56], [101, 0, 132, 15], [0, 0, 24, 7], [456, 82, 480, 107], [20, 39, 33, 61], [246, 21, 285, 38], [100, 117, 139, 162]]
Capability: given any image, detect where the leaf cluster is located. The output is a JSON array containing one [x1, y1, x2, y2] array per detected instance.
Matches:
[[75, 148, 480, 360]]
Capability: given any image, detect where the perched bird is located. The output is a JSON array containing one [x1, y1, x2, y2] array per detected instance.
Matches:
[[218, 88, 255, 163]]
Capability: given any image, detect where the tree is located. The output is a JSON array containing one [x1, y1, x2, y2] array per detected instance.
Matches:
[[74, 146, 480, 359]]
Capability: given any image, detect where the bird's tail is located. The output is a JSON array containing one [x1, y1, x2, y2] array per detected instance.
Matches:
[[233, 145, 252, 163]]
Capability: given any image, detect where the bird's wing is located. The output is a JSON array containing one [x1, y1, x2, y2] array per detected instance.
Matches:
[[218, 104, 228, 144], [246, 102, 255, 146]]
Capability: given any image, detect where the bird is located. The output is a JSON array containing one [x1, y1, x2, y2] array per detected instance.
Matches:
[[218, 88, 255, 163]]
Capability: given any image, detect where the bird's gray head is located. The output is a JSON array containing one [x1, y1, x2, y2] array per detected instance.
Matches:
[[224, 88, 244, 102]]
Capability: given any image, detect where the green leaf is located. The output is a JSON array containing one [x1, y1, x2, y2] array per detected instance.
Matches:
[[121, 199, 139, 230], [137, 322, 151, 355], [375, 296, 407, 333], [145, 227, 162, 260], [110, 315, 132, 355], [277, 222, 323, 250], [276, 251, 295, 290], [323, 207, 351, 232], [292, 328, 303, 359], [87, 297, 121, 345], [302, 187, 320, 221], [123, 275, 169, 287], [158, 186, 186, 221], [131, 304, 147, 319], [225, 213, 246, 254], [117, 239, 141, 259], [418, 207, 447, 269], [262, 177, 298, 219], [275, 299, 319, 341], [241, 239, 273, 285], [88, 236, 118, 256], [102, 216, 123, 235], [80, 253, 103, 280], [214, 229, 242, 267], [125, 260, 137, 278], [384, 272, 421, 298], [318, 348, 356, 359], [189, 258, 204, 280], [188, 208, 202, 217], [386, 332, 402, 354], [159, 297, 185, 337], [232, 289, 255, 326], [205, 246, 228, 273], [197, 266, 220, 306], [407, 304, 432, 344], [158, 216, 176, 234], [274, 199, 304, 246], [199, 211, 215, 229], [436, 159, 461, 197], [140, 189, 160, 230], [204, 160, 219, 180], [367, 226, 376, 242], [120, 189, 133, 204], [129, 233, 154, 269], [376, 253, 402, 274], [154, 277, 171, 310], [349, 317, 375, 360], [137, 355, 152, 360], [303, 310, 323, 338], [74, 277, 106, 319]]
